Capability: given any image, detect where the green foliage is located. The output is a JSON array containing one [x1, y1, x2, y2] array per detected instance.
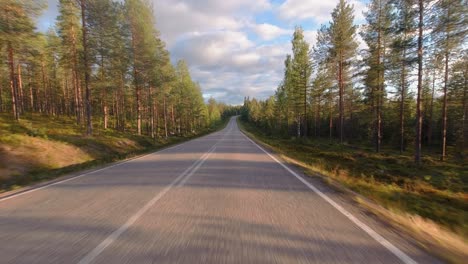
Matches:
[[171, 60, 208, 134], [23, 121, 48, 138], [0, 0, 41, 46], [207, 97, 221, 125], [0, 0, 223, 141], [328, 0, 358, 64], [264, 28, 313, 138]]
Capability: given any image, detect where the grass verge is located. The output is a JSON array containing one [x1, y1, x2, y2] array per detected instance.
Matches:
[[238, 119, 468, 263], [0, 113, 228, 194]]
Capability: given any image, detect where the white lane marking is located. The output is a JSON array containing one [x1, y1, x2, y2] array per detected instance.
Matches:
[[0, 129, 223, 203], [78, 144, 219, 264], [177, 146, 216, 187], [240, 130, 417, 264], [176, 124, 232, 187]]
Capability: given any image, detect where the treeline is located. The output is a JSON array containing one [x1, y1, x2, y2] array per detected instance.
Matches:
[[242, 0, 467, 163], [0, 0, 229, 138]]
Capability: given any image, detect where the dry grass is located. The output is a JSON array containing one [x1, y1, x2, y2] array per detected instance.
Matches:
[[0, 135, 92, 179], [281, 154, 468, 263], [358, 199, 468, 264], [0, 113, 227, 192]]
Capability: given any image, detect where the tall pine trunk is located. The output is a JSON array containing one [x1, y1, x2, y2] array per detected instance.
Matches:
[[28, 65, 34, 112], [118, 72, 126, 131], [303, 78, 308, 137], [399, 45, 407, 153], [155, 100, 159, 138], [375, 3, 384, 153], [81, 0, 92, 136], [317, 95, 321, 137], [7, 42, 18, 120], [415, 0, 424, 164], [70, 25, 82, 125], [440, 6, 452, 161], [171, 104, 176, 134], [428, 66, 436, 145], [462, 64, 467, 151], [338, 52, 344, 143], [131, 29, 141, 135], [100, 57, 108, 130], [17, 63, 24, 114], [329, 92, 333, 140], [0, 77, 3, 112], [163, 96, 168, 138], [149, 86, 155, 139], [441, 50, 449, 161]]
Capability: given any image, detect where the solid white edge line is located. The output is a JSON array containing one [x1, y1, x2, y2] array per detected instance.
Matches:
[[240, 131, 417, 264], [0, 129, 222, 203], [78, 143, 219, 264]]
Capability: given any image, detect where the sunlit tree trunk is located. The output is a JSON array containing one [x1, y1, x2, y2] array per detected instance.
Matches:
[[164, 96, 168, 138], [80, 0, 92, 136], [415, 0, 423, 164], [7, 42, 19, 120], [17, 63, 24, 114], [399, 46, 407, 153]]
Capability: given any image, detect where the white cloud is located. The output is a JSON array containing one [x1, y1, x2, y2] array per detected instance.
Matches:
[[278, 0, 367, 25], [151, 0, 288, 104], [252, 23, 292, 41], [153, 0, 271, 47], [303, 30, 318, 48], [232, 53, 261, 67], [172, 31, 254, 67], [278, 0, 335, 23], [170, 29, 289, 104]]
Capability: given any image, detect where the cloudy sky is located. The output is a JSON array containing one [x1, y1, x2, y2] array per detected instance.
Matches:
[[37, 0, 368, 105]]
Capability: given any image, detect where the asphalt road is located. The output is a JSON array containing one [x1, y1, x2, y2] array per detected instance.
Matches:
[[0, 117, 442, 263]]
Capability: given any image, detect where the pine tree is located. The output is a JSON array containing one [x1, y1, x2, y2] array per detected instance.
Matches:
[[415, 0, 424, 164], [329, 0, 358, 143], [126, 0, 158, 135], [449, 55, 468, 153], [87, 0, 118, 130], [431, 0, 466, 160], [78, 0, 92, 135], [388, 0, 417, 153], [290, 27, 312, 137], [0, 0, 43, 120], [57, 0, 83, 125], [310, 65, 332, 137], [282, 54, 294, 134], [109, 2, 131, 132], [274, 82, 288, 135], [362, 0, 392, 152], [313, 24, 336, 139], [208, 97, 221, 125]]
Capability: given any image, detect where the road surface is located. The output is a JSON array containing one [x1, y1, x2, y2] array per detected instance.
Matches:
[[0, 117, 441, 263]]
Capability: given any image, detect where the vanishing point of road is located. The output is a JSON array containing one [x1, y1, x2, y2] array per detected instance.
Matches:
[[0, 117, 442, 263]]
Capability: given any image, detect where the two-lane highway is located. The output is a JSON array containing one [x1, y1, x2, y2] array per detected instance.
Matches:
[[0, 117, 441, 263]]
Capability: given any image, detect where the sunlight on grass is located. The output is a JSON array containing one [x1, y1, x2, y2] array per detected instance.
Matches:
[[0, 113, 227, 193]]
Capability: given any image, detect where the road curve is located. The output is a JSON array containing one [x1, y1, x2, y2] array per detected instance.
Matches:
[[0, 117, 442, 264]]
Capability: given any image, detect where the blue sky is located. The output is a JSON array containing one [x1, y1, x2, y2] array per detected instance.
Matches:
[[37, 0, 369, 105]]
